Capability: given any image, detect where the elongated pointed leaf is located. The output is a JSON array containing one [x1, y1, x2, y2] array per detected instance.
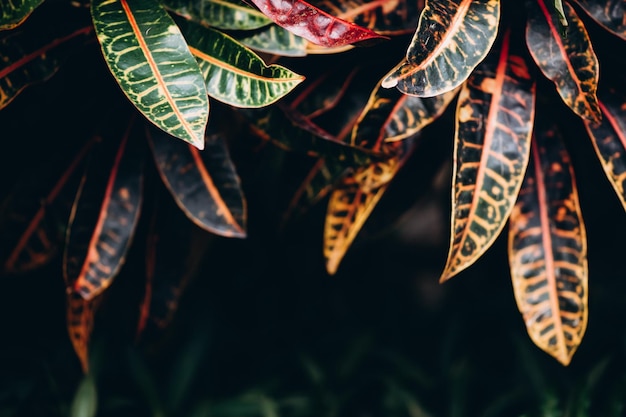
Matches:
[[382, 0, 500, 97], [440, 32, 536, 281], [91, 0, 209, 148], [247, 0, 386, 47], [573, 0, 626, 40], [583, 89, 626, 211], [0, 0, 44, 30], [526, 0, 600, 123], [0, 26, 92, 110], [163, 0, 271, 30], [180, 22, 304, 108], [148, 127, 246, 238], [65, 125, 144, 300], [67, 291, 98, 373], [237, 24, 308, 56], [508, 128, 588, 366], [1, 138, 96, 274]]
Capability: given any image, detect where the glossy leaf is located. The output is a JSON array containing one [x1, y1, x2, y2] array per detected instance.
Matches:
[[526, 0, 600, 123], [67, 291, 98, 373], [180, 21, 304, 108], [1, 138, 96, 274], [0, 26, 92, 110], [148, 127, 246, 238], [509, 128, 588, 366], [382, 0, 500, 97], [0, 0, 44, 30], [237, 24, 308, 57], [163, 0, 271, 30], [65, 126, 144, 300], [583, 89, 626, 211], [573, 0, 626, 40], [440, 31, 536, 281], [91, 0, 209, 148], [247, 0, 386, 47]]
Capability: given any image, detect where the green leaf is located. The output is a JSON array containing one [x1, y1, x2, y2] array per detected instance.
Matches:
[[382, 0, 501, 97], [70, 375, 97, 416], [237, 24, 308, 57], [91, 0, 209, 149], [0, 0, 44, 30], [163, 0, 271, 30], [179, 21, 304, 108]]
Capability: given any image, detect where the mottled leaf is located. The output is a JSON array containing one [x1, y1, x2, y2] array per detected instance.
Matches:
[[148, 126, 246, 238], [573, 0, 626, 40], [247, 0, 386, 47], [179, 21, 304, 108], [0, 25, 92, 110], [65, 124, 144, 300], [526, 0, 600, 123], [583, 89, 626, 211], [382, 0, 500, 97], [509, 127, 588, 366], [440, 31, 536, 281], [67, 291, 98, 373], [0, 0, 44, 30], [163, 0, 271, 30], [91, 0, 209, 148], [237, 24, 308, 57]]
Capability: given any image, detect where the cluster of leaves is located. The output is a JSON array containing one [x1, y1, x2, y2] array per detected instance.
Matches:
[[1, 0, 626, 373]]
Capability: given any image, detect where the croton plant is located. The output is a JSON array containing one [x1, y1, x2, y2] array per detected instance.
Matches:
[[0, 0, 625, 371]]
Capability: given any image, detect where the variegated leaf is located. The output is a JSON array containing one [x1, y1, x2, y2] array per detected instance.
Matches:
[[67, 291, 98, 373], [0, 0, 44, 30], [237, 24, 308, 57], [573, 0, 626, 40], [163, 0, 271, 30]]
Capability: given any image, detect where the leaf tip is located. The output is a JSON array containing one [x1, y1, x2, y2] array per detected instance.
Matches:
[[381, 77, 398, 89]]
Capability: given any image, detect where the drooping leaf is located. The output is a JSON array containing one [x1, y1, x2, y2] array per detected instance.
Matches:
[[237, 24, 308, 57], [583, 89, 626, 211], [382, 0, 501, 97], [147, 126, 246, 238], [163, 0, 271, 30], [247, 0, 386, 47], [508, 127, 588, 366], [440, 31, 536, 282], [67, 291, 98, 373], [0, 25, 93, 110], [573, 0, 626, 41], [91, 0, 209, 148], [0, 0, 44, 30], [179, 21, 304, 108], [65, 123, 144, 300], [526, 0, 601, 123], [1, 137, 96, 274]]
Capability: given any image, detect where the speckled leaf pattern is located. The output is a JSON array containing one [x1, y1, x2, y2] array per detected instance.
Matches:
[[237, 24, 308, 57], [0, 26, 92, 110], [163, 0, 271, 30], [584, 89, 626, 211], [526, 0, 600, 123], [148, 127, 246, 238], [91, 0, 209, 148], [441, 32, 536, 281], [65, 127, 144, 300], [573, 0, 626, 40], [382, 0, 500, 97], [67, 291, 98, 373], [180, 22, 304, 108], [248, 0, 386, 47], [0, 0, 44, 30], [313, 0, 422, 35], [508, 127, 588, 366]]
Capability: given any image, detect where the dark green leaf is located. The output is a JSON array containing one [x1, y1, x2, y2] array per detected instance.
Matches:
[[237, 24, 308, 57], [163, 0, 271, 30], [0, 0, 44, 30]]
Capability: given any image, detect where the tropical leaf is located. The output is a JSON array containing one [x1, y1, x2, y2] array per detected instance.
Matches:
[[382, 0, 501, 97], [237, 24, 308, 57], [526, 0, 601, 123], [0, 0, 44, 30], [179, 21, 304, 108], [440, 31, 536, 281], [247, 0, 386, 47], [508, 127, 588, 366], [1, 138, 96, 274], [583, 89, 626, 211], [67, 291, 98, 373], [163, 0, 271, 30], [147, 126, 247, 238], [91, 0, 209, 148], [0, 25, 93, 110], [65, 124, 144, 300], [573, 0, 626, 41]]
